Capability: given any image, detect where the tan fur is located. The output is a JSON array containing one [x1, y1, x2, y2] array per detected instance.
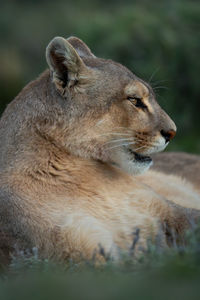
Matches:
[[152, 152, 200, 190], [0, 36, 199, 263]]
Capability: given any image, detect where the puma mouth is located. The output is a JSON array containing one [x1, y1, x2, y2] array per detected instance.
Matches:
[[113, 146, 153, 175], [128, 148, 153, 164]]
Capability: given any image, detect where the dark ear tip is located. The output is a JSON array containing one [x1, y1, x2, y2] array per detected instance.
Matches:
[[66, 36, 85, 45], [67, 36, 95, 58], [46, 37, 71, 66], [46, 37, 66, 69], [46, 36, 66, 51], [67, 36, 79, 41]]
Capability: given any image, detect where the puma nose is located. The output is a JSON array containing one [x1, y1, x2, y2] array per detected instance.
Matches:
[[160, 129, 176, 143]]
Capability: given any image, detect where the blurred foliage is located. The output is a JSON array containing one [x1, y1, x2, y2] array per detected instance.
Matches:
[[1, 224, 200, 299], [0, 0, 200, 152]]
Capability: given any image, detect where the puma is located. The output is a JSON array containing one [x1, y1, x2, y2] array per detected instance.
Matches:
[[0, 36, 199, 263]]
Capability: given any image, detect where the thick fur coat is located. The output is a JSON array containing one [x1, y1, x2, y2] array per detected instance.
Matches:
[[0, 36, 199, 263]]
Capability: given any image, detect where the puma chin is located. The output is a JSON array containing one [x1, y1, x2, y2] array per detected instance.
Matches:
[[111, 137, 169, 175]]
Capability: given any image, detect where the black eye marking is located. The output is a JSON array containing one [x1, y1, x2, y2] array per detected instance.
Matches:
[[127, 97, 148, 110]]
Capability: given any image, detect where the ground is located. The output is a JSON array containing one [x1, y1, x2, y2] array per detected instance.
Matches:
[[1, 223, 200, 300]]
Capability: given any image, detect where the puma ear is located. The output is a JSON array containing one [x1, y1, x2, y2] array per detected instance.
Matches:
[[67, 36, 96, 58], [46, 36, 87, 94]]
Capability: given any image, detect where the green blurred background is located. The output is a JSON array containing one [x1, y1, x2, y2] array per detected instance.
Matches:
[[1, 0, 200, 153]]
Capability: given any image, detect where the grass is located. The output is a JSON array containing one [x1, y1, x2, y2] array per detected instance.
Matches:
[[1, 224, 200, 299]]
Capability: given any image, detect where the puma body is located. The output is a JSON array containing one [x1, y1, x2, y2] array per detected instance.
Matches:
[[0, 37, 199, 262], [152, 152, 200, 190]]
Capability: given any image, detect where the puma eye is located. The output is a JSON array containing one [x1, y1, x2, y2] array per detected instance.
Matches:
[[127, 96, 147, 109]]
